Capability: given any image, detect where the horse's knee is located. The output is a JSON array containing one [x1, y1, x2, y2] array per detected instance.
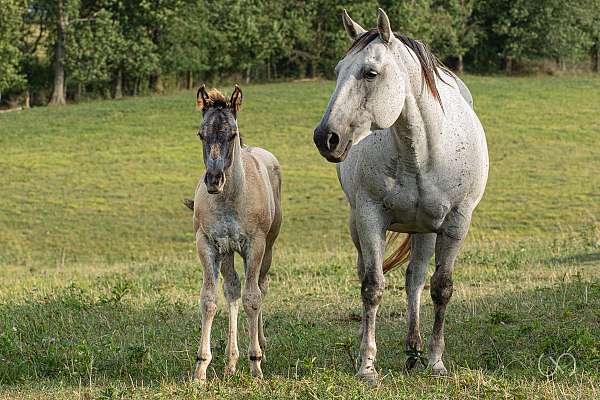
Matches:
[[200, 295, 217, 317], [242, 289, 262, 314], [361, 272, 385, 306], [430, 266, 453, 306]]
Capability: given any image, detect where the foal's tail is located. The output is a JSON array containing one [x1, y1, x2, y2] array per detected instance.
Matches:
[[183, 198, 194, 211], [383, 233, 411, 274]]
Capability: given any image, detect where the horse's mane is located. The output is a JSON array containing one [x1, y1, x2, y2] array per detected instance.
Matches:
[[345, 29, 452, 106], [204, 89, 229, 109]]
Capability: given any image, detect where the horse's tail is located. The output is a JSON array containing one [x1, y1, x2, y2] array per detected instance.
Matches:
[[383, 233, 411, 274], [183, 198, 194, 211]]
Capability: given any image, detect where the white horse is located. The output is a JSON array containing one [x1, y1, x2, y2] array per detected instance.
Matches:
[[313, 9, 488, 382]]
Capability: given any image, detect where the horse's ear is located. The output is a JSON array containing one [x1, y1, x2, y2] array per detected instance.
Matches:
[[377, 8, 394, 44], [341, 9, 366, 41], [196, 85, 210, 112], [230, 85, 243, 116]]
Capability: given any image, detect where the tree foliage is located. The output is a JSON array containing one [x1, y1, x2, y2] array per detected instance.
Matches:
[[1, 0, 599, 106]]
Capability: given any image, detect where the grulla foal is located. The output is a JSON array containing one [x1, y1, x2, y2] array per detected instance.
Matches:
[[186, 85, 282, 382]]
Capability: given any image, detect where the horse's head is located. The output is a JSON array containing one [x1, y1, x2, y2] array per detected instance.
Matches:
[[314, 8, 405, 163], [196, 85, 243, 194]]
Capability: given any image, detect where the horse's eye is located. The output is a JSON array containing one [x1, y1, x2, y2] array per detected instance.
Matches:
[[228, 132, 237, 142], [365, 70, 378, 80]]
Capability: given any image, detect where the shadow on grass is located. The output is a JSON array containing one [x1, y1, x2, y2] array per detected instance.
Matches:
[[0, 277, 598, 388]]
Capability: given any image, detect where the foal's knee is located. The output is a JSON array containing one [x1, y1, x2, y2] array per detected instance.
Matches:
[[361, 272, 385, 306], [430, 265, 453, 306], [242, 289, 262, 314]]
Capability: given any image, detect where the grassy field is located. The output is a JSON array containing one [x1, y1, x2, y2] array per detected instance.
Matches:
[[0, 76, 599, 399]]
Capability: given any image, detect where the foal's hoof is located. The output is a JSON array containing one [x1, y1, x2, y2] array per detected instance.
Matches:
[[250, 364, 263, 379], [429, 360, 448, 376], [357, 369, 379, 385], [224, 365, 237, 377]]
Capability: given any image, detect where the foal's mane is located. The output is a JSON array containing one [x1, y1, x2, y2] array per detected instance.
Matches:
[[204, 89, 229, 109], [346, 29, 452, 106]]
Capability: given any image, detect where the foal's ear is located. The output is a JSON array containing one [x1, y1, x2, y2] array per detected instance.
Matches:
[[341, 9, 366, 41], [377, 8, 394, 44], [230, 85, 243, 116], [196, 85, 210, 112]]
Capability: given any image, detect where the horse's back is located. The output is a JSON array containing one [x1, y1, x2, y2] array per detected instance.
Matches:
[[244, 146, 282, 199]]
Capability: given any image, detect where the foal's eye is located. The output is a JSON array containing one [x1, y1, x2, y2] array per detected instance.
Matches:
[[364, 70, 378, 80], [228, 132, 237, 142]]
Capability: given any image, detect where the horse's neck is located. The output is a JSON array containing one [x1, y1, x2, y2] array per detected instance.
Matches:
[[223, 137, 245, 198], [389, 43, 446, 172]]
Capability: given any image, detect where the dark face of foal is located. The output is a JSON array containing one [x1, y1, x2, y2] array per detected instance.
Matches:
[[196, 86, 243, 194]]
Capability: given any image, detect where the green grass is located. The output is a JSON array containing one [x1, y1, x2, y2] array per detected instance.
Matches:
[[0, 76, 599, 399]]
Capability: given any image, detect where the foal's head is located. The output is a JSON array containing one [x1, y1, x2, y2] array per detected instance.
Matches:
[[196, 85, 243, 194]]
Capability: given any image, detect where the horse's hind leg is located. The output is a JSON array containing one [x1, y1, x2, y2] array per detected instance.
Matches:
[[257, 243, 273, 353], [221, 252, 241, 376], [192, 237, 219, 382], [243, 238, 266, 379], [404, 233, 435, 370], [428, 208, 471, 375]]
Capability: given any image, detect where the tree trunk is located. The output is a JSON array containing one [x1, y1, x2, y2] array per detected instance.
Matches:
[[75, 81, 82, 101], [457, 54, 464, 74], [112, 68, 123, 99], [133, 78, 139, 96], [245, 67, 251, 84], [149, 73, 164, 94], [186, 70, 193, 90], [49, 0, 67, 106], [592, 42, 599, 73], [504, 57, 513, 75]]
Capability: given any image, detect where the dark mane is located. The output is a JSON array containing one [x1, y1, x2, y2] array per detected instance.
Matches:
[[345, 29, 452, 105]]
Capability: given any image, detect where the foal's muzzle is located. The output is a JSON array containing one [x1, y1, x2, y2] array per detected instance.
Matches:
[[313, 125, 351, 163], [205, 170, 225, 194]]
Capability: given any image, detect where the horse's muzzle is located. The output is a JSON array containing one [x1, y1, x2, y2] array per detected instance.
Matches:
[[313, 125, 351, 163], [205, 170, 225, 194]]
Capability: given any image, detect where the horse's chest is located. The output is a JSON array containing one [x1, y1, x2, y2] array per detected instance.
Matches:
[[382, 174, 450, 232], [206, 216, 247, 255]]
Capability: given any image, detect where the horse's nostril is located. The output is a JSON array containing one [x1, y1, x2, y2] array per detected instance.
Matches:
[[327, 132, 340, 151]]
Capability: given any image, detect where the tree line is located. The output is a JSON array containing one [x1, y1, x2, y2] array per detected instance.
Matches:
[[1, 0, 599, 107]]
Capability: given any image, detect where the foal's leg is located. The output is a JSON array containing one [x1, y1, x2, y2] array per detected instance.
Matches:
[[428, 208, 471, 375], [192, 236, 220, 382], [243, 237, 266, 378], [355, 203, 387, 383], [404, 233, 435, 370], [257, 243, 273, 353], [221, 252, 241, 376]]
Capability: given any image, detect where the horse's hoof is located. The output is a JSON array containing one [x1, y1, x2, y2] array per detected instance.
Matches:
[[192, 372, 207, 384], [224, 365, 237, 377], [250, 364, 263, 379], [405, 356, 426, 372], [357, 369, 379, 385], [429, 360, 448, 376]]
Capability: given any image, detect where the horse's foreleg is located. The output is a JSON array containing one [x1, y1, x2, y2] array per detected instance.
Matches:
[[355, 204, 387, 384], [243, 237, 266, 379], [193, 238, 219, 382], [221, 253, 241, 376], [405, 233, 435, 370], [428, 208, 470, 375]]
